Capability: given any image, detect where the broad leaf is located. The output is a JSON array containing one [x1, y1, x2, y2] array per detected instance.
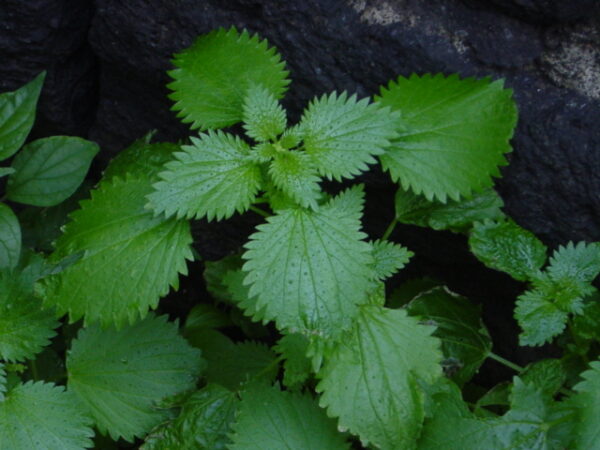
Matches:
[[41, 175, 193, 327], [0, 203, 20, 269], [572, 360, 600, 449], [168, 27, 289, 130], [469, 219, 547, 281], [147, 131, 262, 220], [371, 239, 413, 280], [0, 381, 94, 449], [268, 150, 321, 209], [300, 91, 398, 180], [6, 136, 98, 207], [229, 383, 350, 450], [317, 305, 443, 449], [242, 83, 287, 142], [242, 186, 374, 338], [67, 314, 204, 442], [0, 72, 44, 161], [274, 333, 312, 389], [377, 74, 517, 202]]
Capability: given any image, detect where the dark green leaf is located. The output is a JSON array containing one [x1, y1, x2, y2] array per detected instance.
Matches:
[[0, 203, 20, 269]]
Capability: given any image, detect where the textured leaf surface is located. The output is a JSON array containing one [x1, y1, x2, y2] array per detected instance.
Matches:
[[0, 203, 20, 269], [515, 285, 569, 346], [300, 92, 398, 180], [377, 74, 517, 201], [371, 239, 413, 280], [142, 384, 238, 450], [230, 383, 350, 450], [0, 72, 44, 161], [67, 315, 204, 442], [572, 361, 600, 449], [274, 333, 312, 389], [147, 131, 262, 220], [521, 359, 566, 397], [168, 27, 289, 130], [546, 241, 600, 297], [0, 381, 94, 450], [317, 305, 443, 449], [268, 150, 321, 209], [469, 220, 547, 281], [6, 136, 98, 207], [242, 83, 287, 142], [41, 175, 192, 326], [242, 187, 374, 338]]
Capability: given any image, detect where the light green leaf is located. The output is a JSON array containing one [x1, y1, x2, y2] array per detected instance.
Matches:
[[395, 186, 505, 232], [242, 186, 374, 338], [41, 175, 193, 327], [103, 139, 179, 181], [406, 286, 492, 386], [274, 333, 312, 389], [515, 285, 569, 346], [168, 27, 289, 130], [300, 91, 398, 181], [242, 83, 287, 142], [572, 360, 600, 449], [230, 383, 350, 450], [0, 72, 45, 161], [67, 314, 204, 442], [0, 269, 59, 362], [142, 384, 238, 450], [0, 167, 15, 178], [469, 219, 547, 281], [147, 131, 262, 220], [317, 305, 443, 449], [268, 150, 321, 209], [0, 381, 94, 450], [546, 241, 600, 299], [377, 74, 517, 202], [0, 203, 20, 270], [6, 136, 98, 207], [371, 239, 413, 280]]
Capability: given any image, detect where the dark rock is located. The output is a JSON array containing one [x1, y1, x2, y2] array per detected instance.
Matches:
[[465, 0, 600, 24]]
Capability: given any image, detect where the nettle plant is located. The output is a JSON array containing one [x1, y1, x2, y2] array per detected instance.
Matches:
[[2, 27, 600, 449]]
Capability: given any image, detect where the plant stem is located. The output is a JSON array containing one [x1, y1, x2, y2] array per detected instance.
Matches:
[[249, 205, 270, 218], [488, 352, 524, 372], [382, 218, 398, 241]]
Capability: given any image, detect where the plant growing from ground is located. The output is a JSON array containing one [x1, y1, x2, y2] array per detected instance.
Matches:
[[1, 27, 599, 449]]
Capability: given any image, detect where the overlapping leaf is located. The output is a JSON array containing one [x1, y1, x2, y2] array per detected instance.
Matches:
[[268, 150, 321, 209], [0, 203, 20, 269], [242, 83, 287, 142], [371, 239, 413, 280], [274, 333, 312, 389]]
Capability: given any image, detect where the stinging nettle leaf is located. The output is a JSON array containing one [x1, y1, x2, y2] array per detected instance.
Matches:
[[67, 314, 204, 442], [168, 27, 289, 130], [371, 239, 413, 280], [377, 73, 517, 202], [242, 83, 287, 142], [571, 360, 600, 449], [0, 167, 15, 178], [147, 131, 262, 220], [7, 136, 98, 207], [274, 333, 313, 389], [103, 139, 179, 181], [546, 241, 600, 297], [0, 71, 45, 161], [0, 203, 21, 270], [268, 150, 321, 209]]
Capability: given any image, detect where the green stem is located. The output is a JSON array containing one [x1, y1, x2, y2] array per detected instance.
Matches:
[[249, 205, 270, 218], [488, 352, 524, 372], [382, 218, 398, 241]]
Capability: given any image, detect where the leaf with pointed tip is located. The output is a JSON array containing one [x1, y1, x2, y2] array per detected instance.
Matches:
[[0, 203, 20, 270], [147, 131, 262, 220], [242, 186, 374, 338], [300, 91, 399, 180], [0, 381, 94, 449], [168, 27, 289, 130], [229, 383, 350, 450], [41, 175, 193, 327], [67, 314, 204, 442], [274, 333, 312, 389], [0, 72, 45, 161], [268, 150, 321, 209], [546, 241, 600, 297], [242, 83, 287, 142], [371, 239, 413, 280], [317, 305, 443, 449], [377, 74, 517, 202]]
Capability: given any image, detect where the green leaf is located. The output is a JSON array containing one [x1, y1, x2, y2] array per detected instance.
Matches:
[[103, 139, 179, 181], [317, 305, 443, 449], [274, 333, 312, 389], [572, 360, 600, 449], [6, 136, 98, 207], [147, 131, 262, 220], [242, 83, 287, 142], [203, 253, 244, 303], [184, 304, 232, 333], [168, 27, 289, 130], [0, 363, 6, 401], [229, 383, 350, 450], [67, 314, 204, 442], [0, 269, 59, 362], [395, 187, 505, 232], [469, 220, 547, 281], [0, 203, 21, 269], [300, 91, 398, 181], [377, 74, 517, 202], [0, 381, 94, 449], [242, 186, 374, 338], [142, 384, 238, 450], [515, 285, 569, 346], [41, 175, 193, 327], [406, 287, 492, 386], [0, 72, 45, 161], [520, 359, 566, 397], [371, 239, 413, 280], [546, 241, 600, 299], [0, 167, 15, 178], [268, 150, 321, 209]]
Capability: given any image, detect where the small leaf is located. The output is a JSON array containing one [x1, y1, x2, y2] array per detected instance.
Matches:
[[168, 27, 289, 130], [229, 383, 350, 450], [0, 381, 94, 449], [147, 131, 262, 220], [67, 314, 204, 442], [515, 286, 568, 346], [546, 241, 600, 297], [371, 239, 413, 280], [377, 74, 517, 202], [203, 253, 244, 303], [0, 72, 45, 161], [469, 219, 547, 281], [6, 136, 98, 206], [268, 150, 321, 209], [242, 83, 287, 142], [274, 333, 312, 389], [0, 203, 21, 269]]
